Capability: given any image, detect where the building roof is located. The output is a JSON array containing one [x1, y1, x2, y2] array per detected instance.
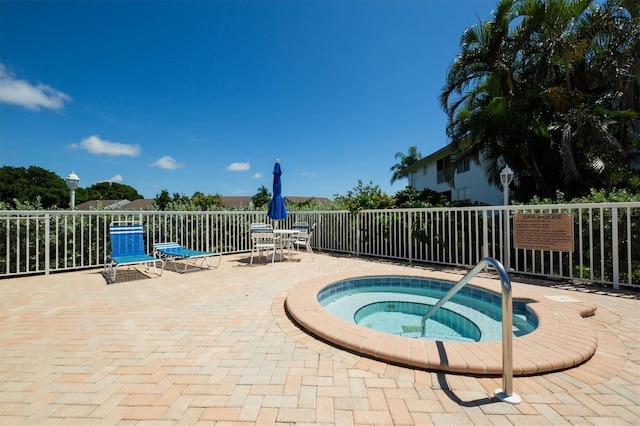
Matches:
[[404, 144, 456, 173], [220, 196, 252, 209], [74, 199, 156, 210], [74, 196, 332, 211], [285, 196, 332, 205]]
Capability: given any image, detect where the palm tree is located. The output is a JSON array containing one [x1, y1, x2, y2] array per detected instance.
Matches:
[[439, 0, 549, 193], [440, 0, 639, 199], [252, 185, 271, 209], [520, 0, 639, 194], [390, 146, 422, 185]]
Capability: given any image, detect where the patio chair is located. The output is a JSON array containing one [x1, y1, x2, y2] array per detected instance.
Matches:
[[250, 223, 273, 258], [289, 222, 316, 261], [283, 221, 309, 257], [250, 231, 281, 265], [153, 242, 221, 273], [291, 221, 309, 232], [250, 222, 272, 232], [105, 221, 163, 283]]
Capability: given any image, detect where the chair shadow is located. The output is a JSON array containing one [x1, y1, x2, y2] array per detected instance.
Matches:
[[101, 268, 152, 285], [235, 254, 302, 266], [164, 261, 217, 274]]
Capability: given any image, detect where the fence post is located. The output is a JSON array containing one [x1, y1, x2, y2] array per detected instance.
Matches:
[[206, 212, 211, 252], [45, 213, 50, 275], [504, 207, 511, 271], [408, 212, 413, 266], [611, 206, 619, 290], [355, 214, 360, 257], [482, 209, 489, 261]]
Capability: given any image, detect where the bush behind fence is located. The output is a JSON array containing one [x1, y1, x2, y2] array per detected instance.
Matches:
[[1, 203, 638, 288]]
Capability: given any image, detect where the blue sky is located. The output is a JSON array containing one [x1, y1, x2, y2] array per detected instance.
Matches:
[[0, 0, 498, 200]]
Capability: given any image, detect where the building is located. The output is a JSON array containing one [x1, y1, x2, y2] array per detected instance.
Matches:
[[404, 145, 504, 206]]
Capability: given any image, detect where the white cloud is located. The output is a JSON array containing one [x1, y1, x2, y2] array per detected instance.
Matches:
[[106, 174, 123, 183], [0, 64, 71, 110], [251, 172, 262, 179], [301, 171, 316, 177], [228, 186, 252, 195], [68, 135, 141, 157], [150, 156, 185, 170], [94, 174, 123, 184], [226, 162, 250, 172]]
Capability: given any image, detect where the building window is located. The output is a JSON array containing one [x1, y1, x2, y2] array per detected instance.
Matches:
[[457, 187, 471, 203], [456, 158, 470, 174], [422, 166, 428, 175], [437, 156, 451, 183]]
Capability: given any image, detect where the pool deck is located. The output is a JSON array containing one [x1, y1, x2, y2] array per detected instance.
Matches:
[[1, 252, 638, 425]]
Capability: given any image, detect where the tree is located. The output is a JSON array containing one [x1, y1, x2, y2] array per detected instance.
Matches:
[[440, 0, 639, 200], [0, 166, 69, 208], [390, 146, 422, 185], [393, 186, 451, 208], [0, 165, 151, 209], [191, 191, 223, 210], [153, 189, 172, 211], [153, 190, 196, 211], [334, 180, 394, 213], [252, 185, 271, 209], [76, 182, 143, 204]]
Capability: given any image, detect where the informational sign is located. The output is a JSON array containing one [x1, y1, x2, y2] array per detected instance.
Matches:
[[513, 213, 574, 252]]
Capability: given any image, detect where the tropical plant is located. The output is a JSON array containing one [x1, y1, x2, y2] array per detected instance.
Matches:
[[191, 191, 224, 210], [252, 185, 271, 209], [393, 186, 452, 208], [286, 197, 336, 211], [390, 146, 422, 185], [440, 0, 639, 200], [0, 196, 47, 211], [334, 180, 395, 213]]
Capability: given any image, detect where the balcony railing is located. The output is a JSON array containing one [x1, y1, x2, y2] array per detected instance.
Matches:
[[1, 203, 638, 289]]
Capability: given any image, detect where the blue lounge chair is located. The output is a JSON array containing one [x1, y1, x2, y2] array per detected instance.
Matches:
[[105, 221, 163, 283], [153, 242, 221, 273]]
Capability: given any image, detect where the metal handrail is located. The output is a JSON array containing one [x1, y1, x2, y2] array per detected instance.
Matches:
[[421, 257, 521, 404]]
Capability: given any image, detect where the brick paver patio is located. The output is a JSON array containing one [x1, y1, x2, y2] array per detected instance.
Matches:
[[1, 252, 638, 425]]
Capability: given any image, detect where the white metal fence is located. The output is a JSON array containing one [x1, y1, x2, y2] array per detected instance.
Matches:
[[1, 202, 638, 289]]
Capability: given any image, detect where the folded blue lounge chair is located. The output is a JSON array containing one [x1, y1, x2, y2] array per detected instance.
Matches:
[[153, 242, 221, 273], [105, 221, 163, 283]]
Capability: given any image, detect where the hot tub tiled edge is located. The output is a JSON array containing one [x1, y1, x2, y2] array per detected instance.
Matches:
[[284, 270, 598, 376]]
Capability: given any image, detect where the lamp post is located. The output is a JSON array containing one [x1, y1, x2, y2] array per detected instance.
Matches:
[[66, 171, 80, 209], [500, 166, 513, 206], [500, 166, 514, 270]]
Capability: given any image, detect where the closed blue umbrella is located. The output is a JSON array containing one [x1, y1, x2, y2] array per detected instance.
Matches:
[[267, 159, 287, 221]]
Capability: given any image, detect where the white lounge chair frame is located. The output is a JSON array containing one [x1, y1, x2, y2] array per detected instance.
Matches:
[[153, 242, 221, 273]]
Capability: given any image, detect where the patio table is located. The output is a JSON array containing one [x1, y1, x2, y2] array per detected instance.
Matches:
[[273, 229, 300, 261]]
